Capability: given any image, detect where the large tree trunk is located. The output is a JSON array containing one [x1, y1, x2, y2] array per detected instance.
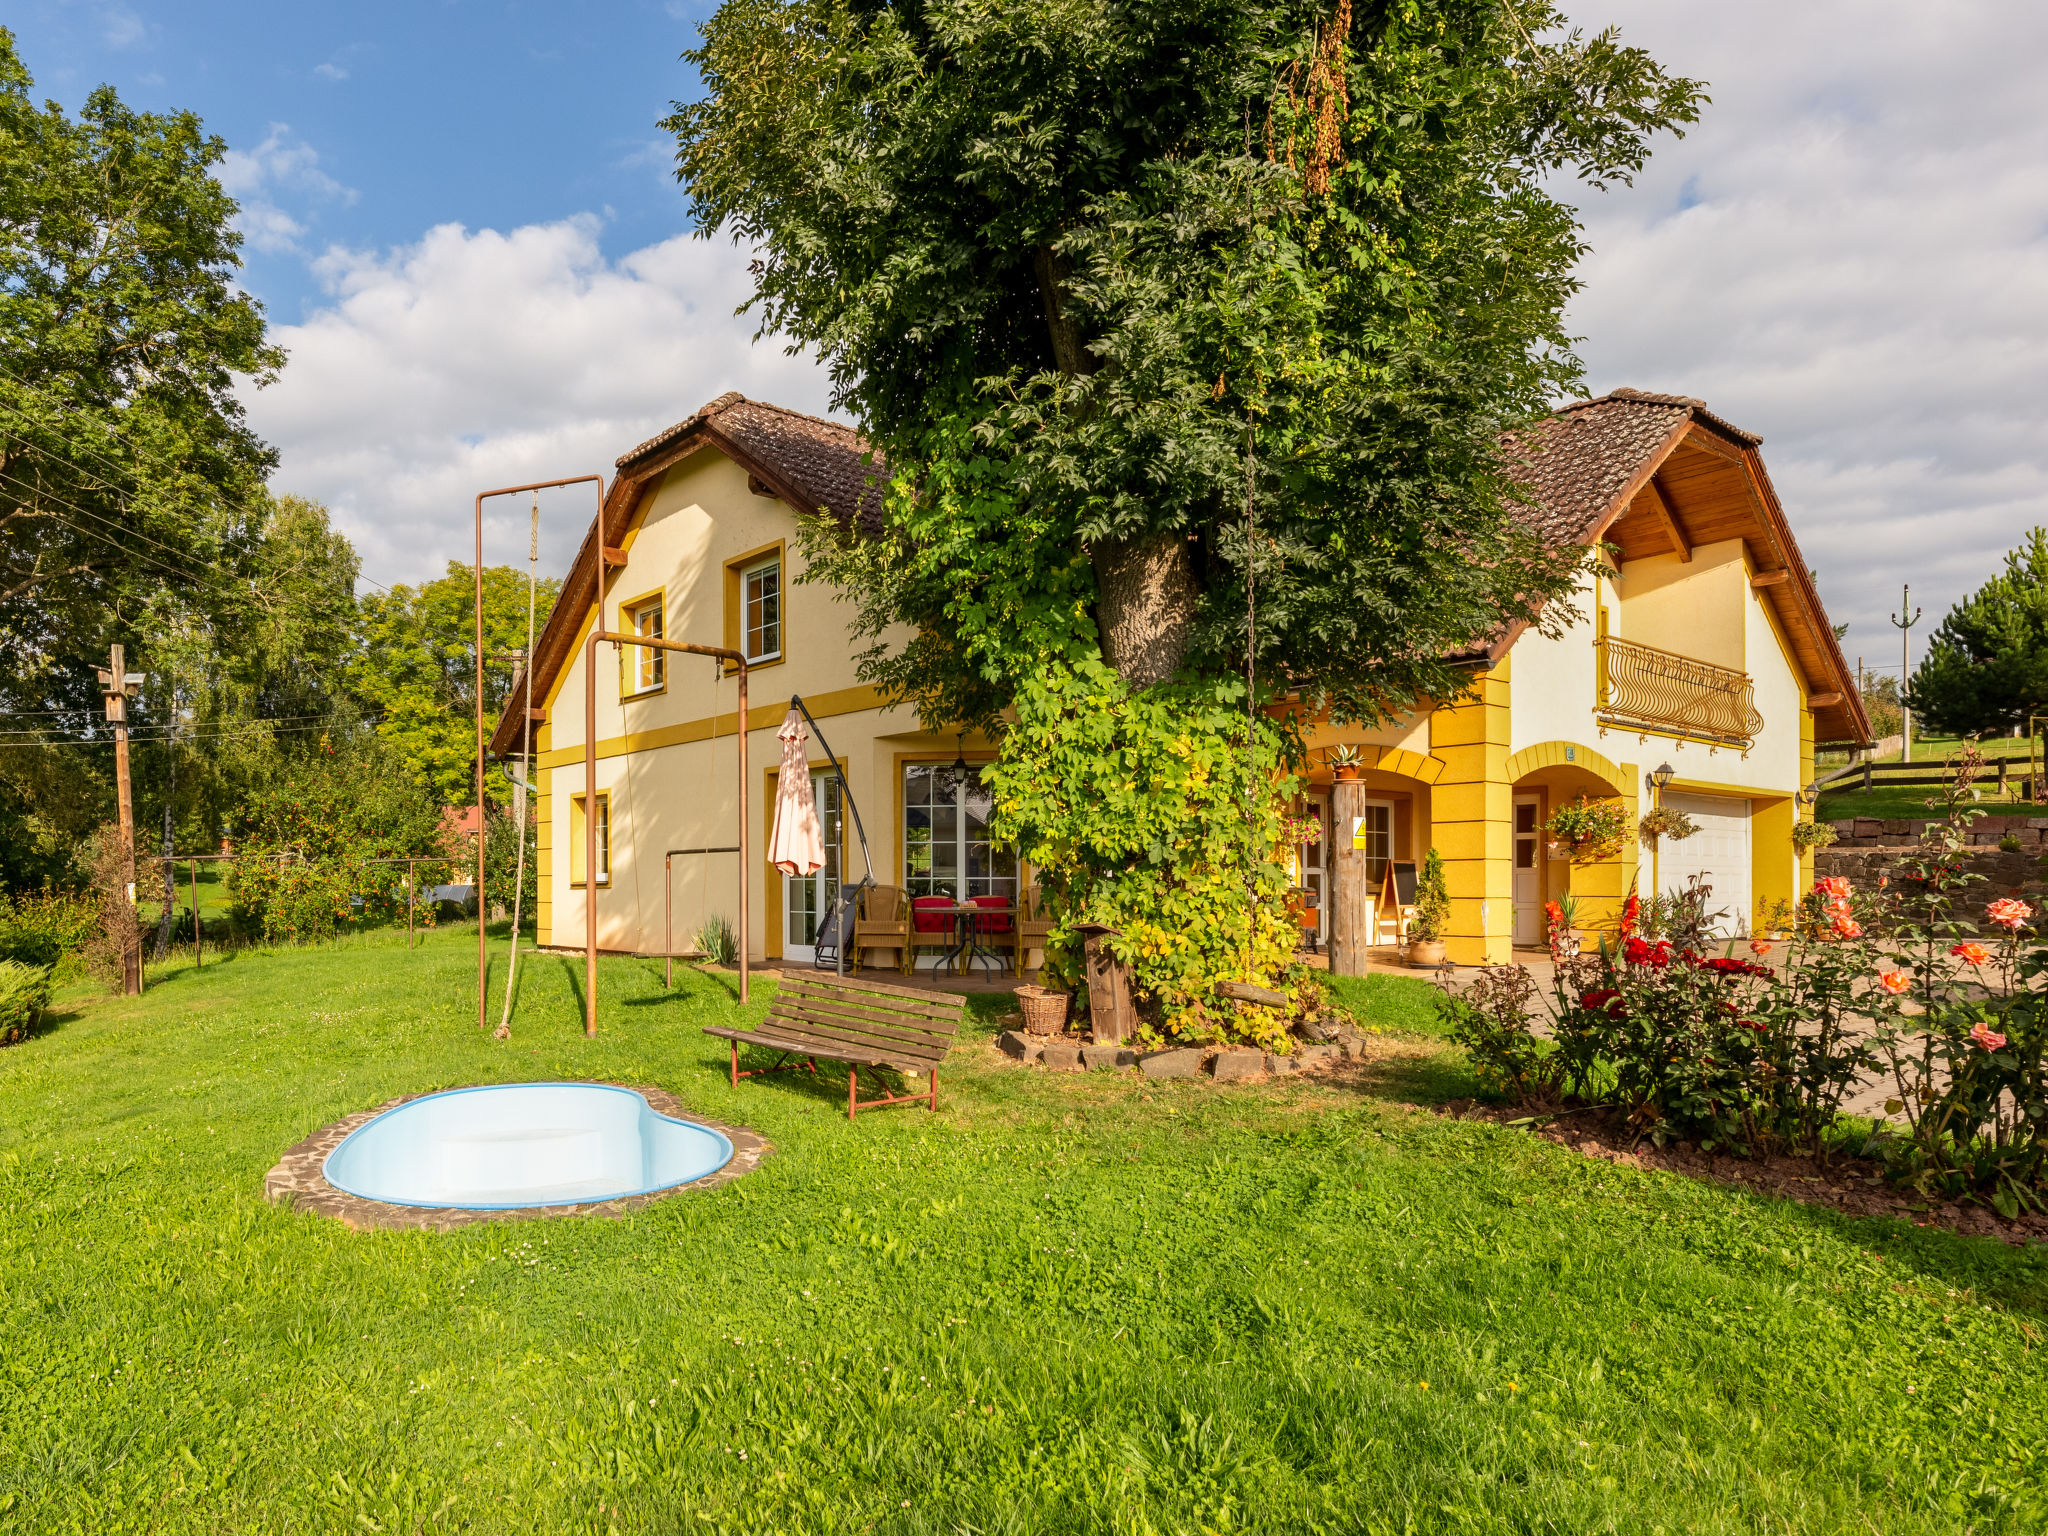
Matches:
[[1032, 245, 1097, 379], [1093, 531, 1199, 689], [1035, 244, 1199, 688]]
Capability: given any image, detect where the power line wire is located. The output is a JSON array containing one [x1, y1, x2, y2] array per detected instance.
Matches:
[[0, 363, 394, 594]]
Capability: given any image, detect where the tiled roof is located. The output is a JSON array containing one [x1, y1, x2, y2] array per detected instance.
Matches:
[[619, 394, 888, 532], [1501, 388, 1760, 549]]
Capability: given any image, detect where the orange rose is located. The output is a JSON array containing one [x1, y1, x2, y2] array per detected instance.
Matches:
[[1950, 941, 1991, 966], [1876, 969, 1911, 995]]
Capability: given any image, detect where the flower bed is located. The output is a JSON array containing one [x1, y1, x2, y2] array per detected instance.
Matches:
[[1441, 796, 2048, 1219]]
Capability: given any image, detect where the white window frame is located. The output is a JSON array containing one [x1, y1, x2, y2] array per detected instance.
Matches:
[[626, 597, 665, 695], [742, 556, 782, 664]]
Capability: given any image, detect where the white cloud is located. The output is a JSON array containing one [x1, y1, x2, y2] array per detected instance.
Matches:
[[243, 217, 833, 588], [314, 62, 349, 82], [1562, 0, 2048, 674], [217, 125, 355, 255], [97, 6, 148, 49]]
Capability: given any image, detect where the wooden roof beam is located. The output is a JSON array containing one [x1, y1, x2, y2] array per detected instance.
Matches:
[[1641, 476, 1690, 562], [1750, 569, 1789, 589]]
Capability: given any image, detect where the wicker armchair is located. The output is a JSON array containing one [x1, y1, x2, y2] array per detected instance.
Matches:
[[852, 884, 909, 973], [1014, 887, 1054, 978]]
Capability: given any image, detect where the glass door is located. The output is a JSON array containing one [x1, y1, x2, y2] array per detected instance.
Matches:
[[1512, 795, 1542, 945], [783, 772, 841, 961], [1302, 795, 1329, 947], [903, 763, 1017, 965]]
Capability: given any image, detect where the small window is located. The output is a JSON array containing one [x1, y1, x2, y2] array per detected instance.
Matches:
[[571, 792, 610, 887], [625, 597, 665, 695], [743, 557, 781, 663]]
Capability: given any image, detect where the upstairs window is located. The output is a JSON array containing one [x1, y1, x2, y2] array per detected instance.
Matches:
[[571, 792, 610, 887], [743, 556, 781, 663], [624, 595, 665, 695]]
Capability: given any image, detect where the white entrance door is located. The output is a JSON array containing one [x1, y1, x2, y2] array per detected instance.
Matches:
[[1512, 795, 1543, 945], [1302, 795, 1330, 948], [782, 772, 841, 962], [1658, 791, 1751, 937]]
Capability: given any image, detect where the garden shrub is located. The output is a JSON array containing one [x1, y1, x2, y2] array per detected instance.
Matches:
[[1444, 748, 2048, 1212], [694, 913, 739, 967], [0, 887, 98, 968], [988, 663, 1306, 1051], [227, 740, 453, 942], [0, 958, 52, 1045], [80, 825, 166, 991]]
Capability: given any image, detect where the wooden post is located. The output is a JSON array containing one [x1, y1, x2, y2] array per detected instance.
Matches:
[[189, 859, 200, 969], [1073, 922, 1133, 1043], [98, 645, 144, 995], [1328, 777, 1370, 975]]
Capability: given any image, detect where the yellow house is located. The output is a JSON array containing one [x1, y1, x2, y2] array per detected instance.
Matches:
[[1292, 389, 1869, 962], [493, 387, 1868, 969]]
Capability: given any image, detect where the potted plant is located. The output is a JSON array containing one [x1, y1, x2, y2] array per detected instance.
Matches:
[[1328, 743, 1366, 781], [1543, 796, 1629, 862], [1407, 849, 1449, 967]]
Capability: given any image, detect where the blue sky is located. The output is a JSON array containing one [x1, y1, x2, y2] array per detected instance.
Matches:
[[7, 2, 2047, 674], [7, 1, 705, 321]]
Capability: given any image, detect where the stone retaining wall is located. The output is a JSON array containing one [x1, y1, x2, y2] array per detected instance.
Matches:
[[1815, 834, 2048, 921], [1826, 814, 2048, 850]]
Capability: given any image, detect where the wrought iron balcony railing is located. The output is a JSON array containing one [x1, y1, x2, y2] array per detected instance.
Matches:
[[1596, 635, 1764, 749]]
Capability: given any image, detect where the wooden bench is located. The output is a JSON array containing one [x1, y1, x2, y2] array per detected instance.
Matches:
[[704, 973, 965, 1120]]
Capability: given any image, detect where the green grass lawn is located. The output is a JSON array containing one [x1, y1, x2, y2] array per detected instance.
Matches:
[[1816, 784, 2048, 822], [5, 931, 2047, 1532]]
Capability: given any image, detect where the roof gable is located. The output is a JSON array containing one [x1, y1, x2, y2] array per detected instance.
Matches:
[[488, 394, 886, 757], [1493, 389, 1869, 747]]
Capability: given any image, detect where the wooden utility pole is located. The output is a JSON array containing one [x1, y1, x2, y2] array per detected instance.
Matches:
[[97, 644, 145, 996], [1328, 778, 1370, 976], [1891, 587, 1920, 765]]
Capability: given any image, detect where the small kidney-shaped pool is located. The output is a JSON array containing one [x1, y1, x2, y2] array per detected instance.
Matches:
[[322, 1083, 734, 1210]]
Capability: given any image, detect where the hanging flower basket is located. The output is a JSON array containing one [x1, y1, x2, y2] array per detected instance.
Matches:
[[1542, 796, 1629, 864]]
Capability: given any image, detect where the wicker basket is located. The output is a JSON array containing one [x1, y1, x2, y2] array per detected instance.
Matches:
[[1014, 984, 1070, 1036]]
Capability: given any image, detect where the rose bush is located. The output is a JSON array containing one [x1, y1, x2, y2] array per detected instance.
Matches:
[[1444, 762, 2048, 1214]]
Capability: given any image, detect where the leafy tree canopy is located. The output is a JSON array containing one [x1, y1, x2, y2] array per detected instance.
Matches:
[[670, 0, 1704, 722], [669, 0, 1703, 1026], [0, 28, 282, 705], [1908, 528, 2048, 739], [350, 563, 559, 806]]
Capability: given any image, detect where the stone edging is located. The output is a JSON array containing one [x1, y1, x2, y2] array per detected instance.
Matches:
[[995, 1030, 1362, 1082], [262, 1083, 771, 1232]]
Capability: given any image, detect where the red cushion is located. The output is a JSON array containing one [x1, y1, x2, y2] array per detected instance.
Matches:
[[911, 896, 954, 934], [970, 893, 1013, 934]]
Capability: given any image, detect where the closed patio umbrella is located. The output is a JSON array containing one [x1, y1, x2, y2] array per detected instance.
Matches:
[[769, 708, 824, 877]]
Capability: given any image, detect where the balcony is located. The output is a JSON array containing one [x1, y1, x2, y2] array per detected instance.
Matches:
[[1596, 635, 1764, 749]]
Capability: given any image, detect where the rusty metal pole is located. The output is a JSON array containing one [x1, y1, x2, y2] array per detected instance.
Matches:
[[471, 473, 604, 1030], [474, 496, 487, 1027], [665, 852, 673, 990], [737, 658, 749, 1008], [190, 858, 199, 969], [580, 630, 750, 1033], [585, 636, 601, 1038], [408, 859, 415, 949]]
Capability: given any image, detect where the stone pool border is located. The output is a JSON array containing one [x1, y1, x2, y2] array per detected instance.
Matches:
[[262, 1082, 771, 1232]]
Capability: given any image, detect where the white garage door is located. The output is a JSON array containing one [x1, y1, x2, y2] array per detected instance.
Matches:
[[1658, 791, 1751, 937]]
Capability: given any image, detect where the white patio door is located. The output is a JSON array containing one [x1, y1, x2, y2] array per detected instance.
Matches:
[[1512, 795, 1543, 945], [782, 772, 841, 962], [1302, 795, 1330, 946]]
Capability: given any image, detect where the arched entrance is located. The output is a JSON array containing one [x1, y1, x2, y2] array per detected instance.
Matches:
[[1504, 741, 1639, 947]]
